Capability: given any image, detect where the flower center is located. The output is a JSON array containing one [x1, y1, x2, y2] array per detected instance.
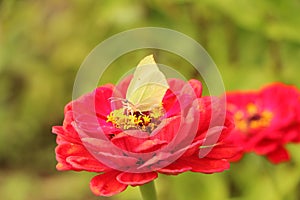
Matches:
[[234, 103, 273, 132], [106, 104, 165, 133]]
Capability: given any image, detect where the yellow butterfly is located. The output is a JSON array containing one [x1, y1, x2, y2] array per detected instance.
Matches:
[[111, 55, 169, 115]]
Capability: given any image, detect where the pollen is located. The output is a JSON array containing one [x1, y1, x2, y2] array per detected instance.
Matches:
[[234, 111, 247, 132], [249, 110, 273, 129], [129, 115, 143, 125], [142, 115, 151, 125], [106, 104, 164, 133], [246, 103, 258, 115], [234, 103, 274, 133], [106, 112, 116, 124]]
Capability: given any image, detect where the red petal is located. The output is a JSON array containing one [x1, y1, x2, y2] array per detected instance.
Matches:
[[114, 75, 133, 97], [266, 146, 290, 164], [111, 132, 148, 153], [135, 139, 167, 152], [188, 79, 203, 98], [228, 152, 244, 162], [184, 156, 230, 173], [258, 83, 299, 127], [196, 97, 232, 135], [205, 144, 241, 159], [71, 85, 114, 123], [167, 78, 186, 92], [82, 137, 141, 169], [55, 143, 89, 157], [64, 101, 73, 114], [253, 139, 278, 154], [116, 172, 158, 186], [162, 90, 180, 117], [56, 161, 72, 171], [158, 160, 192, 175], [226, 92, 257, 112], [55, 143, 107, 172], [66, 156, 108, 172], [94, 85, 114, 118], [151, 116, 181, 143], [90, 171, 127, 196], [52, 123, 81, 144]]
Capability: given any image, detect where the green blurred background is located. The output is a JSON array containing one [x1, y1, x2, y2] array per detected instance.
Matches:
[[1, 0, 300, 199]]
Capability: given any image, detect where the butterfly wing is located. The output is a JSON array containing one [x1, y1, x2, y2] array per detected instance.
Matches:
[[126, 55, 169, 111]]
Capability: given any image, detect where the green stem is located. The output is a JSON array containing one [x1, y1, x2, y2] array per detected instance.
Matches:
[[139, 181, 157, 200]]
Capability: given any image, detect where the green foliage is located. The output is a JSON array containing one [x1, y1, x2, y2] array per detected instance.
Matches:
[[0, 0, 300, 199]]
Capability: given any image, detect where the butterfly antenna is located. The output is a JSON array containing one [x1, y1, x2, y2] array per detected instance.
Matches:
[[108, 97, 126, 103]]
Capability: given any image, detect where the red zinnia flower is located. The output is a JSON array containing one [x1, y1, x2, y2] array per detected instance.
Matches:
[[52, 57, 238, 196], [226, 82, 300, 164]]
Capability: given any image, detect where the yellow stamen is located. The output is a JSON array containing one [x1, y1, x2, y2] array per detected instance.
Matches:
[[106, 112, 116, 124], [143, 115, 151, 125], [234, 111, 244, 121], [246, 103, 258, 115], [234, 103, 274, 133], [236, 120, 248, 132], [106, 104, 164, 133]]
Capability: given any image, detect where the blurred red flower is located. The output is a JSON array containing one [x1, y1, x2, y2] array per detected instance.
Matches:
[[52, 77, 238, 196], [226, 83, 300, 164]]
